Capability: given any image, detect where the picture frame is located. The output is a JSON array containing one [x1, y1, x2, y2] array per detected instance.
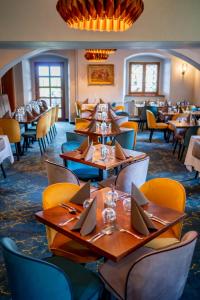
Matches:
[[88, 64, 114, 85]]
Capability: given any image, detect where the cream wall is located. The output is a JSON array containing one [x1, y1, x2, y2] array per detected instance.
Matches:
[[0, 0, 200, 42], [1, 48, 200, 119], [76, 50, 197, 105], [169, 57, 196, 102], [193, 70, 200, 104]]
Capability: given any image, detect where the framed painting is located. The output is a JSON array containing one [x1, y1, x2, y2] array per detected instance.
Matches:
[[88, 64, 114, 85]]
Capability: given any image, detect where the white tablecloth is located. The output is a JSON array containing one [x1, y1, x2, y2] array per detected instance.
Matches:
[[184, 135, 200, 173], [0, 135, 14, 164]]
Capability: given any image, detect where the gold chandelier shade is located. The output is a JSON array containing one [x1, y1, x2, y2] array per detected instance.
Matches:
[[56, 0, 144, 32], [84, 52, 109, 61], [86, 49, 116, 54]]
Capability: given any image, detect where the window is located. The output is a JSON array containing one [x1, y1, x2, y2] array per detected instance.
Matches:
[[35, 62, 65, 119], [129, 62, 160, 95]]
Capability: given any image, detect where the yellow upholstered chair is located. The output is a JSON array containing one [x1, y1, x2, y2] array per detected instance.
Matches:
[[36, 114, 48, 154], [55, 104, 59, 122], [140, 178, 186, 250], [114, 105, 125, 112], [120, 121, 138, 148], [146, 110, 168, 142], [75, 101, 81, 117], [75, 118, 90, 130], [0, 118, 21, 160], [43, 182, 100, 263], [50, 106, 57, 137]]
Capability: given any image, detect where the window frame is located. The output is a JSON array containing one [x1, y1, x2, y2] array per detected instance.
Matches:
[[34, 61, 65, 120], [128, 62, 160, 96]]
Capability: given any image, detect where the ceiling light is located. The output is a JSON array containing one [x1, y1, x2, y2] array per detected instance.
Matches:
[[56, 0, 144, 32]]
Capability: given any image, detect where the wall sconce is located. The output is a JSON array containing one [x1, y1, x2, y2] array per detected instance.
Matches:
[[181, 63, 188, 76]]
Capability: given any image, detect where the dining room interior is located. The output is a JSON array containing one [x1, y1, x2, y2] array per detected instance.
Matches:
[[0, 1, 200, 300]]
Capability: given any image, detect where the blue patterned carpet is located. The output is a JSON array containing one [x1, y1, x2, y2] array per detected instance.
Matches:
[[0, 122, 199, 299]]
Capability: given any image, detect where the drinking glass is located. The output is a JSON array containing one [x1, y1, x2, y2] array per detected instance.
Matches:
[[83, 198, 93, 209], [101, 145, 108, 161], [123, 197, 131, 214], [102, 207, 116, 225]]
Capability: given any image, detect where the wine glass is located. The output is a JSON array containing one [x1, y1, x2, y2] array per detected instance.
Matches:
[[123, 197, 131, 214], [105, 185, 119, 208], [102, 207, 116, 225], [83, 198, 93, 209]]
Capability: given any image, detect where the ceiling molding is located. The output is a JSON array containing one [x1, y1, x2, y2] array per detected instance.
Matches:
[[0, 41, 200, 49]]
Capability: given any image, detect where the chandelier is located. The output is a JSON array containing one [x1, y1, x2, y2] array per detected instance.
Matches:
[[84, 52, 109, 62], [56, 0, 144, 32], [84, 49, 116, 61], [85, 49, 116, 54]]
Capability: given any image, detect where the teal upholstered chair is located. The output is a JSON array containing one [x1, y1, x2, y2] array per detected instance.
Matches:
[[61, 131, 99, 181], [114, 130, 134, 150], [179, 127, 199, 161], [1, 237, 103, 300]]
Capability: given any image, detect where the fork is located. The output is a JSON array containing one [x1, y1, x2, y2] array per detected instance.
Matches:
[[87, 227, 113, 243], [144, 211, 170, 225]]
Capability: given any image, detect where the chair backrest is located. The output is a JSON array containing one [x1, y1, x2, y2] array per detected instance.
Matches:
[[45, 160, 80, 185], [46, 109, 52, 133], [66, 131, 86, 143], [43, 183, 80, 246], [146, 105, 158, 117], [120, 121, 138, 147], [50, 106, 57, 126], [55, 105, 59, 122], [115, 157, 149, 193], [146, 110, 156, 129], [126, 231, 197, 300], [115, 130, 134, 150], [75, 101, 81, 117], [0, 118, 21, 143], [75, 118, 90, 130], [140, 178, 186, 239], [36, 114, 47, 139], [1, 237, 72, 300], [183, 126, 198, 148], [114, 105, 125, 112]]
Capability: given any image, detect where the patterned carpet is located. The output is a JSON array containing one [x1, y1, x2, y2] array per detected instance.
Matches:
[[0, 122, 199, 299]]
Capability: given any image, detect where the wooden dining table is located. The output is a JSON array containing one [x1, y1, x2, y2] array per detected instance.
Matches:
[[75, 127, 133, 144], [35, 187, 185, 262], [168, 120, 199, 129], [60, 144, 147, 180]]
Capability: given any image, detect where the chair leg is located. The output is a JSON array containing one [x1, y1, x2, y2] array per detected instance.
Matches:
[[46, 134, 50, 145], [0, 163, 6, 178], [149, 129, 154, 142], [195, 171, 199, 179], [54, 124, 57, 134], [179, 146, 185, 161], [38, 139, 43, 155], [15, 143, 20, 161], [43, 137, 47, 149], [178, 143, 182, 160], [41, 138, 46, 152], [173, 140, 178, 154]]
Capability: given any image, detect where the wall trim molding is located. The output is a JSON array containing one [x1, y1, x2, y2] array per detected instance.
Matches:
[[0, 41, 200, 49]]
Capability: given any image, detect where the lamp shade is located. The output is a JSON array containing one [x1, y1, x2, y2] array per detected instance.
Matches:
[[84, 52, 109, 61], [56, 0, 144, 32]]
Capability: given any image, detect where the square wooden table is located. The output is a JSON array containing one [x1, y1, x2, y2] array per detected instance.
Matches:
[[75, 127, 132, 140], [35, 188, 185, 262], [60, 144, 147, 180], [168, 120, 199, 129]]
